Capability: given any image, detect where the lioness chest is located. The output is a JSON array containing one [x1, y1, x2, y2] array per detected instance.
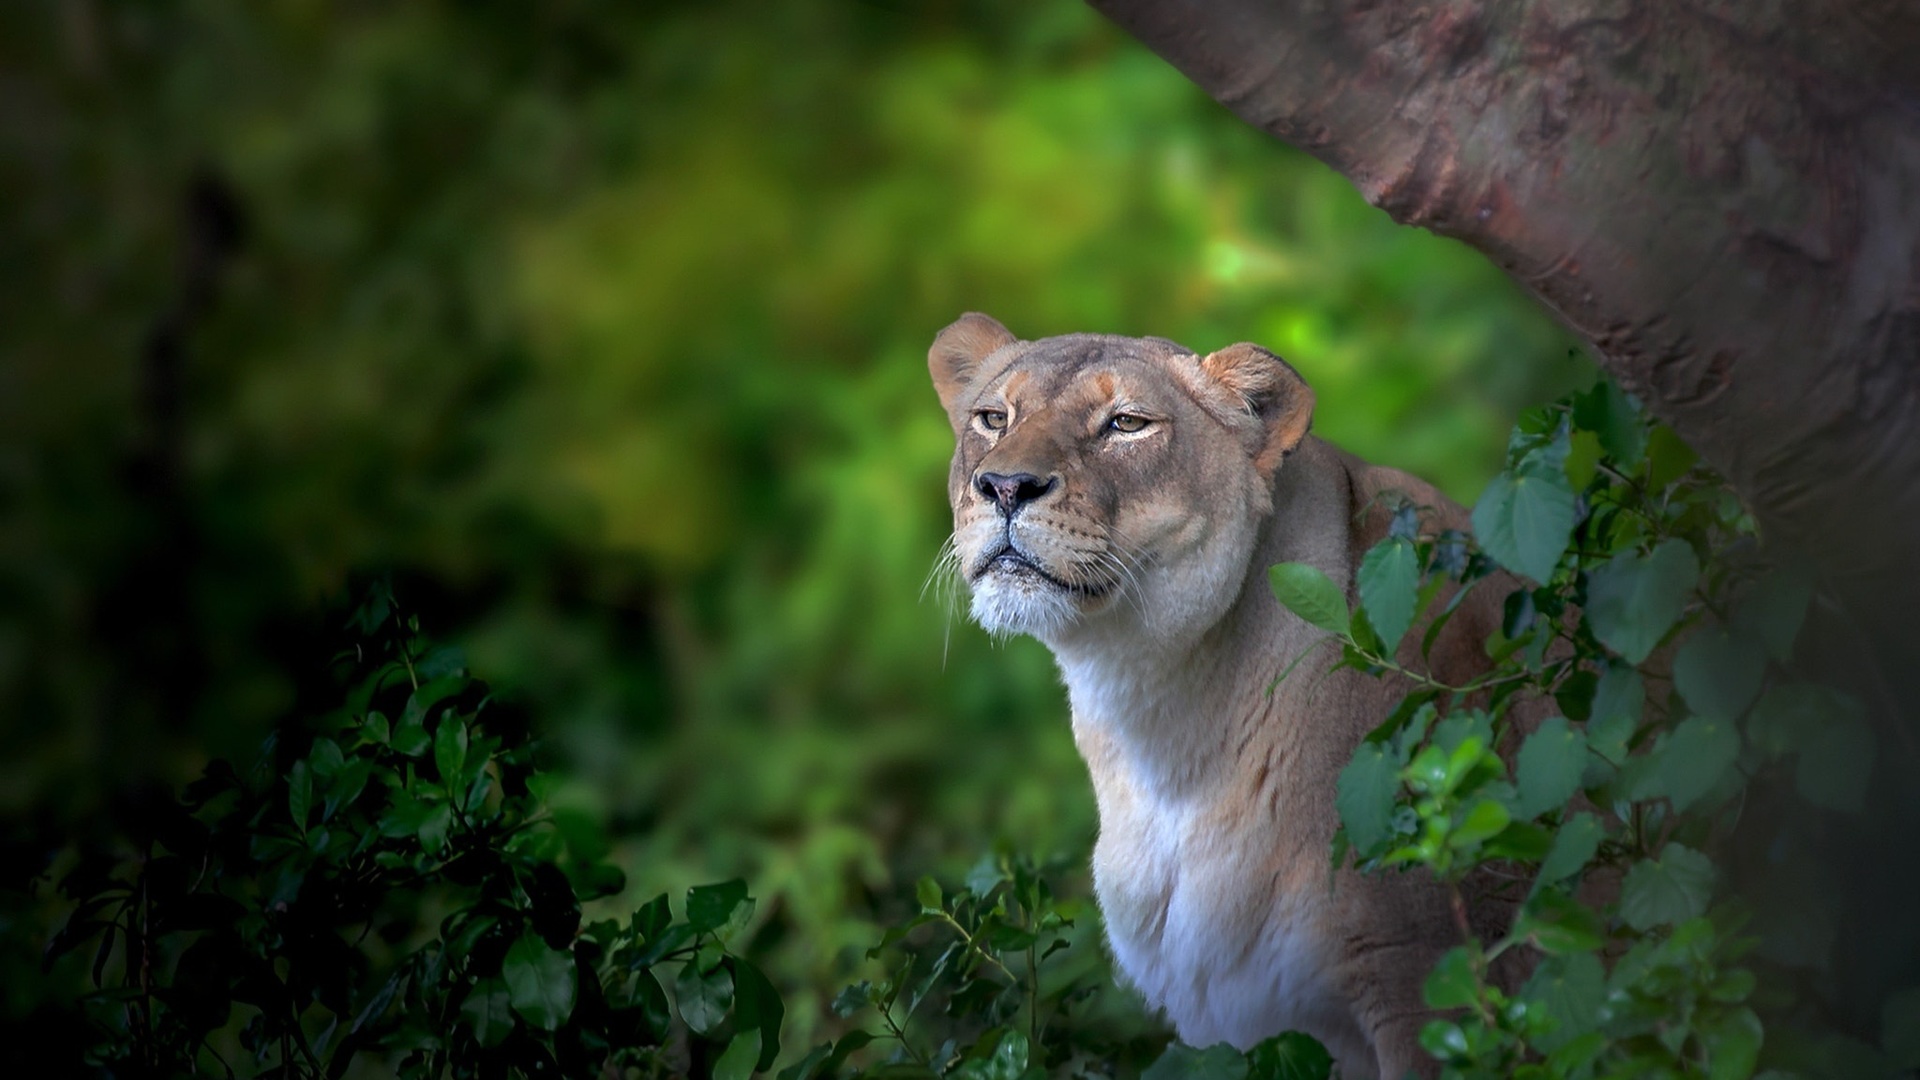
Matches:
[[1072, 716, 1375, 1070]]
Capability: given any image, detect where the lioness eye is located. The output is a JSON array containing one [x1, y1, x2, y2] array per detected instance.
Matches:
[[1108, 414, 1150, 434], [975, 410, 1008, 432]]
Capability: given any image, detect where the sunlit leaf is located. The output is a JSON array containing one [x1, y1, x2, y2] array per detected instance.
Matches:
[[713, 1030, 762, 1080]]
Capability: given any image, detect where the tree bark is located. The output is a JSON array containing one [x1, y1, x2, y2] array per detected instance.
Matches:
[[1087, 0, 1920, 658]]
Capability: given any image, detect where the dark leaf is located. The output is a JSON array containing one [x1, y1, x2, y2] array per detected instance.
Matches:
[[732, 958, 785, 1071], [1620, 844, 1716, 930], [675, 961, 734, 1036], [462, 978, 515, 1048], [1674, 627, 1767, 719], [1142, 1042, 1249, 1080], [1521, 953, 1606, 1053], [503, 933, 576, 1031], [1533, 812, 1606, 894], [1585, 540, 1699, 663], [687, 879, 752, 935]]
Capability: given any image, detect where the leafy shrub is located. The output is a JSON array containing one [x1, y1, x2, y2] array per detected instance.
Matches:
[[32, 587, 784, 1078], [21, 585, 1320, 1079], [1270, 379, 1897, 1078]]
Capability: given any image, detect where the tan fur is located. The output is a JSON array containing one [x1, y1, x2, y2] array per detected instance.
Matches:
[[929, 315, 1516, 1079]]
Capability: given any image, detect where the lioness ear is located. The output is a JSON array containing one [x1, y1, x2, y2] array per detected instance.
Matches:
[[1200, 342, 1315, 471], [930, 313, 1018, 414]]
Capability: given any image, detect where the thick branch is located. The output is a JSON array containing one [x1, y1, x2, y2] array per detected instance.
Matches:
[[1090, 0, 1920, 649]]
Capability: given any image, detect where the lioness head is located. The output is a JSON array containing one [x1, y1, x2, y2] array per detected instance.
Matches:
[[930, 313, 1316, 649]]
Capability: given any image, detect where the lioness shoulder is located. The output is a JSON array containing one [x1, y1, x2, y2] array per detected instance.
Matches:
[[929, 314, 1514, 1080]]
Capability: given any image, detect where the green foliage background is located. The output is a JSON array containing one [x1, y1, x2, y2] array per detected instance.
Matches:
[[1, 0, 1586, 1057]]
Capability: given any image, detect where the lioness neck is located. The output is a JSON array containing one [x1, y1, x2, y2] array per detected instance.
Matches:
[[1047, 437, 1355, 799]]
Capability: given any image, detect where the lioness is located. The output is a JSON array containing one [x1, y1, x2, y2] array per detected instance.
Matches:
[[929, 313, 1516, 1080]]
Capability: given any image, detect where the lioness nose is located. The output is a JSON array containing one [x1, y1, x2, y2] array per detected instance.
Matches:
[[975, 471, 1056, 514]]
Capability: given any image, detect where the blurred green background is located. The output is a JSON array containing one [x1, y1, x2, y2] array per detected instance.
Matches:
[[1, 0, 1584, 1046]]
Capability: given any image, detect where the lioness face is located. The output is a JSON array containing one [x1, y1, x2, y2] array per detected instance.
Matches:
[[928, 314, 1315, 647]]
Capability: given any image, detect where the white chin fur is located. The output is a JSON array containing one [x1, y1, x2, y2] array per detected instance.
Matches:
[[968, 571, 1083, 641]]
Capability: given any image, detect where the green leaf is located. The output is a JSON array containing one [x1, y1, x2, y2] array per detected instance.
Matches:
[[1564, 430, 1602, 491], [731, 958, 785, 1071], [287, 760, 312, 831], [1644, 425, 1699, 491], [916, 876, 943, 913], [1701, 1006, 1763, 1080], [503, 933, 576, 1031], [1336, 742, 1399, 855], [1419, 1021, 1469, 1062], [1738, 570, 1812, 662], [1472, 437, 1578, 584], [675, 961, 734, 1036], [687, 879, 752, 935], [1535, 812, 1606, 892], [713, 1031, 762, 1080], [390, 709, 430, 756], [1586, 540, 1699, 663], [950, 1029, 1033, 1080], [461, 978, 515, 1048], [1423, 946, 1478, 1009], [1521, 953, 1606, 1053], [1358, 538, 1420, 653], [1674, 627, 1767, 719], [1514, 717, 1587, 819], [417, 802, 453, 856], [1587, 663, 1643, 762], [1516, 890, 1606, 954], [1636, 716, 1740, 812], [1245, 1032, 1333, 1080], [1571, 379, 1647, 468], [965, 853, 1009, 897], [434, 715, 468, 787], [1143, 1042, 1250, 1080], [1620, 844, 1716, 930], [1449, 799, 1511, 850], [1268, 562, 1349, 637]]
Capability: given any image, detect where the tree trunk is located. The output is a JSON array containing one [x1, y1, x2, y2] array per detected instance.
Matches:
[[1086, 0, 1920, 661]]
